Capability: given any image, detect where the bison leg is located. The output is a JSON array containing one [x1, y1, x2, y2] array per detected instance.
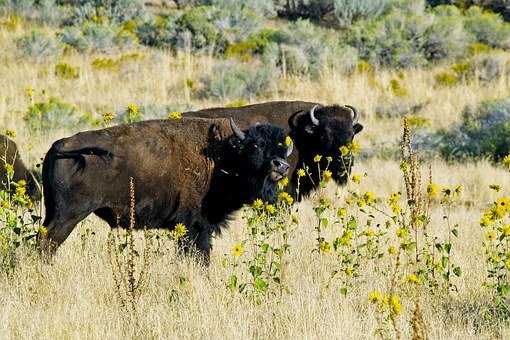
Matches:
[[178, 222, 213, 265], [40, 211, 91, 256]]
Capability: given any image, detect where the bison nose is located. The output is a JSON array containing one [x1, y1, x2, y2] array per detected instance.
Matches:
[[272, 158, 290, 175]]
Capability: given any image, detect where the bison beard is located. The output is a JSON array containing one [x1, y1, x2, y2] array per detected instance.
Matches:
[[41, 118, 290, 263]]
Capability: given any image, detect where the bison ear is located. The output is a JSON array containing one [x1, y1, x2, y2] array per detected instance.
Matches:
[[288, 110, 315, 135], [354, 123, 363, 135]]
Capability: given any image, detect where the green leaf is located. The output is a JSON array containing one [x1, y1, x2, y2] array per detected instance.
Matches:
[[228, 275, 237, 291], [320, 218, 329, 228], [452, 228, 458, 237], [340, 287, 348, 296], [254, 278, 268, 293], [453, 266, 462, 277], [445, 243, 452, 254]]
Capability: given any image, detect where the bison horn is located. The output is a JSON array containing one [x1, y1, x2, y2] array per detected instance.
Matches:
[[309, 105, 320, 126], [286, 141, 293, 157], [345, 105, 359, 124], [230, 117, 245, 140]]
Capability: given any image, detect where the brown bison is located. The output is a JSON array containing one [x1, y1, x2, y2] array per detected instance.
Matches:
[[0, 135, 41, 201], [185, 101, 363, 199], [41, 118, 292, 262]]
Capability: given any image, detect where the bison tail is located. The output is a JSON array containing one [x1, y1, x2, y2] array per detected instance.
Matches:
[[42, 144, 112, 226]]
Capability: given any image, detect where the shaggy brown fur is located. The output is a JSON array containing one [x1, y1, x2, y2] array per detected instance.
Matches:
[[42, 118, 291, 262]]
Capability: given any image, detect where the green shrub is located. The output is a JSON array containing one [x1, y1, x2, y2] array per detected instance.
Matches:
[[16, 31, 62, 62], [64, 0, 145, 26], [415, 97, 510, 160], [24, 97, 80, 132], [136, 15, 177, 48], [464, 6, 510, 49], [198, 61, 277, 101], [59, 22, 136, 52], [55, 62, 79, 79]]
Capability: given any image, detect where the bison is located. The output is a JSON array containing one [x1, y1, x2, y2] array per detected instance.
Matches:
[[0, 135, 41, 201], [185, 101, 363, 199], [41, 117, 292, 262]]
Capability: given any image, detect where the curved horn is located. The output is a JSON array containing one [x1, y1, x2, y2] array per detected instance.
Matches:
[[229, 117, 245, 140], [309, 105, 320, 126], [344, 105, 359, 124], [285, 142, 293, 157]]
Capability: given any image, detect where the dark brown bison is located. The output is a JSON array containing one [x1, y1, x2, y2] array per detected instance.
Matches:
[[185, 101, 363, 199], [41, 117, 292, 262], [0, 135, 41, 201]]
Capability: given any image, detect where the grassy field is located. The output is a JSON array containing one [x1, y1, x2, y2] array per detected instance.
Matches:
[[1, 12, 510, 340]]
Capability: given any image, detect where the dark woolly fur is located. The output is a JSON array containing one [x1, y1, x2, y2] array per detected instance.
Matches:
[[288, 104, 363, 198], [41, 118, 290, 262], [186, 101, 363, 199]]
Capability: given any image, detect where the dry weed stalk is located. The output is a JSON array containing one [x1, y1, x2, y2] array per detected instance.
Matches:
[[107, 177, 152, 314], [411, 299, 428, 340], [400, 118, 426, 262]]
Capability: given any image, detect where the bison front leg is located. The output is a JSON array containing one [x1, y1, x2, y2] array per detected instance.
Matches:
[[40, 210, 92, 257], [177, 221, 213, 265]]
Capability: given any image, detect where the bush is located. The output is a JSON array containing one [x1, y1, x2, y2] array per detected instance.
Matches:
[[345, 7, 469, 68], [332, 0, 391, 28], [63, 0, 145, 26], [16, 31, 62, 62], [464, 6, 510, 49], [198, 61, 278, 101], [136, 15, 177, 48], [24, 97, 81, 132], [55, 62, 80, 79], [59, 22, 136, 52], [415, 97, 510, 160]]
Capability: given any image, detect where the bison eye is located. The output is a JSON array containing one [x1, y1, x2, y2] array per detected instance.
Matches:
[[253, 144, 258, 149]]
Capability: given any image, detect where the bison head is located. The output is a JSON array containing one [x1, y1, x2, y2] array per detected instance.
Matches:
[[288, 104, 363, 186], [229, 118, 292, 202]]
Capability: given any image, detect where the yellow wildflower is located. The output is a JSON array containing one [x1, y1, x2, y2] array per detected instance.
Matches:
[[388, 246, 397, 255], [322, 170, 332, 182], [313, 154, 322, 163], [297, 168, 306, 177], [39, 226, 48, 237], [337, 207, 347, 219], [102, 112, 115, 124], [368, 291, 382, 304], [339, 145, 350, 156], [252, 198, 264, 210], [396, 227, 407, 239], [503, 154, 510, 170], [364, 228, 375, 237], [168, 111, 182, 120], [351, 174, 361, 184], [480, 211, 494, 227], [278, 192, 294, 205], [25, 86, 34, 99], [340, 231, 353, 246], [496, 197, 510, 211], [5, 129, 15, 138], [502, 224, 510, 238], [389, 294, 401, 315], [442, 187, 452, 197], [319, 241, 331, 253], [363, 191, 376, 205], [349, 141, 361, 154], [232, 243, 244, 257], [454, 185, 462, 195], [405, 274, 420, 284], [285, 136, 293, 146], [427, 183, 439, 198], [278, 176, 289, 189], [170, 223, 187, 241], [127, 103, 138, 115], [265, 204, 276, 215], [485, 230, 496, 241]]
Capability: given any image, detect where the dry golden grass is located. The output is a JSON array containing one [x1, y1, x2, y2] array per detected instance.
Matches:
[[1, 19, 510, 340]]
